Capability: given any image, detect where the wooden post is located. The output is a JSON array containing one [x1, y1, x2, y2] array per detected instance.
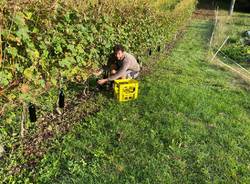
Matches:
[[21, 102, 27, 138], [229, 0, 236, 16], [209, 6, 219, 48]]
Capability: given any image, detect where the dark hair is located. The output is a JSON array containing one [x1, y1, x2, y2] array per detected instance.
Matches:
[[113, 44, 125, 54]]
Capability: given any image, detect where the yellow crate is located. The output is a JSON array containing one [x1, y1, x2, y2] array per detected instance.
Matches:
[[114, 79, 139, 102]]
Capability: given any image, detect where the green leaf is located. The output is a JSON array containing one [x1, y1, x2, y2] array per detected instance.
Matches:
[[16, 27, 29, 41], [23, 67, 34, 80], [76, 44, 84, 54], [19, 93, 33, 103], [13, 12, 26, 27], [59, 57, 75, 68], [67, 44, 75, 53], [51, 78, 57, 86], [26, 48, 40, 60], [24, 11, 32, 20], [14, 64, 24, 72], [0, 71, 13, 87], [39, 79, 46, 88], [55, 44, 63, 54], [6, 47, 18, 57]]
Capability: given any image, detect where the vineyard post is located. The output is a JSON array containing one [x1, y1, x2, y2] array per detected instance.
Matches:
[[21, 102, 27, 139], [229, 0, 236, 16]]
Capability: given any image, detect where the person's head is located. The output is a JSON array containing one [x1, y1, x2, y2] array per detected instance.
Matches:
[[113, 44, 125, 61]]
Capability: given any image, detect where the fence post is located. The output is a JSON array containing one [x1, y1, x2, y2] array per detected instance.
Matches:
[[229, 0, 236, 16]]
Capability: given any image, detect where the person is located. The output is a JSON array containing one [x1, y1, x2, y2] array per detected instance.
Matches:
[[97, 44, 140, 85]]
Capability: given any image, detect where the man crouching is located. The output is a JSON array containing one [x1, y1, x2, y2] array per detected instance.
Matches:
[[97, 44, 140, 85]]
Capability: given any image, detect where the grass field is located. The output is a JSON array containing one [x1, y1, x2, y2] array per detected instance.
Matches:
[[19, 18, 250, 183], [213, 11, 250, 46], [212, 9, 250, 70]]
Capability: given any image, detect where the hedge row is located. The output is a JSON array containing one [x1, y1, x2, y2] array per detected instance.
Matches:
[[1, 0, 196, 90]]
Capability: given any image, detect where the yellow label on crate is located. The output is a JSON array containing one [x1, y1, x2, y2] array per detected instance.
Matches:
[[114, 79, 139, 102]]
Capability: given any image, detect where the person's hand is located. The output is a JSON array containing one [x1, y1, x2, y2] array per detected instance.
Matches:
[[97, 79, 108, 85]]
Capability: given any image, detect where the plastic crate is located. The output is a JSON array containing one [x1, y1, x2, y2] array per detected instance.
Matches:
[[114, 79, 139, 102]]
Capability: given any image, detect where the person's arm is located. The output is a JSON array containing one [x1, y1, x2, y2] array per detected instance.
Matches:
[[108, 60, 130, 81]]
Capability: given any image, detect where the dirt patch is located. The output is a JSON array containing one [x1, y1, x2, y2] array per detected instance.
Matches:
[[193, 9, 215, 20]]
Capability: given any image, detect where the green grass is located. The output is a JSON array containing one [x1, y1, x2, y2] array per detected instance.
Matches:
[[213, 10, 250, 46], [9, 19, 250, 183], [213, 10, 250, 66]]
